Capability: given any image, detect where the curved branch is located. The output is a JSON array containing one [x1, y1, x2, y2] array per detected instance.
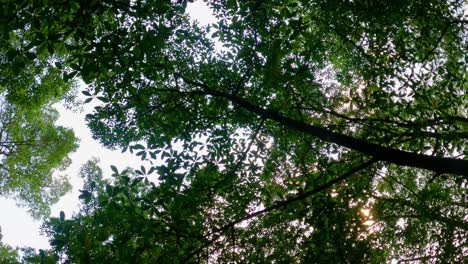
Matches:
[[167, 77, 468, 176], [183, 158, 377, 262]]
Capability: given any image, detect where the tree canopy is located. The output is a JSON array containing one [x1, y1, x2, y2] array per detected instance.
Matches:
[[1, 0, 467, 263], [0, 98, 77, 218], [0, 9, 79, 217]]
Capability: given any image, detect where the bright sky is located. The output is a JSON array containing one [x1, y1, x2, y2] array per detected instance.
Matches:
[[0, 97, 145, 249], [0, 0, 215, 251]]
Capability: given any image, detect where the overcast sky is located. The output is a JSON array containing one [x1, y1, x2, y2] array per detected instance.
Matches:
[[0, 1, 215, 251]]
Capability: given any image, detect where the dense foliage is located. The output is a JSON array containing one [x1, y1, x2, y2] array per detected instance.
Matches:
[[0, 5, 79, 217], [1, 0, 467, 263], [0, 97, 77, 218]]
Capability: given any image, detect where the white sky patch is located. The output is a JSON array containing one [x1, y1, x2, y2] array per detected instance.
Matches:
[[0, 96, 146, 249], [0, 199, 48, 249], [187, 1, 227, 53], [186, 1, 216, 27]]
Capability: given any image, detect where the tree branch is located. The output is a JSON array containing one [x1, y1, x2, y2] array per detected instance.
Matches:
[[421, 23, 450, 62], [169, 76, 468, 176], [295, 105, 468, 140], [183, 158, 377, 262]]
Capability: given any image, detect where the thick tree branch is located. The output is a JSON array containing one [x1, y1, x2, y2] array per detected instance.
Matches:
[[169, 76, 468, 176]]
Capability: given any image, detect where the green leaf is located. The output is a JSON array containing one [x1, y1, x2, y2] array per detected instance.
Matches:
[[133, 144, 145, 150], [47, 44, 54, 55], [82, 90, 92, 96], [105, 184, 113, 196], [6, 48, 18, 60], [63, 71, 77, 82], [97, 96, 109, 103], [78, 190, 91, 200], [110, 165, 118, 174]]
